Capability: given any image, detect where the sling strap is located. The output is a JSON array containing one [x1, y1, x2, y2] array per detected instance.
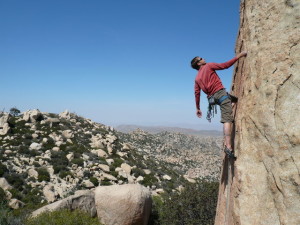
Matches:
[[218, 95, 229, 105]]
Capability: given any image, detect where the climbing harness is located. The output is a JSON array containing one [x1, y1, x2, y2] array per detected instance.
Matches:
[[206, 94, 230, 122]]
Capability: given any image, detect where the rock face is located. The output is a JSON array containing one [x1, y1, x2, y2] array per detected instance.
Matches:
[[215, 1, 300, 225], [95, 184, 152, 225]]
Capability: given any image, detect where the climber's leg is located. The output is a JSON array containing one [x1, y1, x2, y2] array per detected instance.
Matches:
[[223, 122, 232, 150]]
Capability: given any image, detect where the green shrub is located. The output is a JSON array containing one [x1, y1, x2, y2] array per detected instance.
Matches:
[[18, 146, 31, 155], [111, 158, 123, 168], [5, 174, 24, 191], [33, 162, 40, 168], [83, 170, 91, 178], [0, 201, 23, 225], [37, 168, 50, 182], [53, 165, 68, 174], [0, 162, 8, 176], [22, 188, 42, 206], [150, 180, 219, 225], [51, 151, 68, 173], [71, 158, 84, 167], [59, 171, 73, 179], [9, 188, 23, 200], [139, 174, 158, 187], [89, 177, 99, 186], [25, 209, 102, 225], [0, 187, 6, 202], [29, 150, 39, 157], [101, 179, 111, 186], [109, 171, 118, 178], [9, 107, 21, 117], [27, 177, 36, 182], [132, 167, 145, 177]]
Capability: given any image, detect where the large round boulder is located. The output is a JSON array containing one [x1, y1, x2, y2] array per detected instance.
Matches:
[[95, 184, 152, 225]]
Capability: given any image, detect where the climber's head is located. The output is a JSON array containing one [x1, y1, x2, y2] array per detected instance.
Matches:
[[191, 56, 206, 70]]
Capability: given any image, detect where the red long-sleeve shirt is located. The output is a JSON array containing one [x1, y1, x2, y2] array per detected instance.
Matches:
[[194, 57, 238, 110]]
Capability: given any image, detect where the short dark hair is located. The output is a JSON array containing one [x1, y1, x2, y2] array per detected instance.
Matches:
[[191, 56, 200, 70]]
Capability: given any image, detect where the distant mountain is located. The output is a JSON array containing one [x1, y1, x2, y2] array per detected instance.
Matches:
[[116, 124, 223, 137]]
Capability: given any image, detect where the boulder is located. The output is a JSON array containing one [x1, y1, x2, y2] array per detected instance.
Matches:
[[106, 159, 114, 165], [0, 178, 12, 191], [0, 123, 10, 135], [43, 185, 56, 203], [9, 199, 25, 209], [102, 173, 117, 181], [0, 113, 11, 135], [59, 110, 71, 120], [93, 149, 108, 158], [90, 136, 105, 149], [62, 130, 74, 139], [0, 113, 10, 126], [121, 163, 131, 175], [98, 164, 110, 172], [162, 175, 171, 181], [31, 190, 96, 218], [29, 142, 42, 150], [28, 168, 39, 179], [82, 180, 95, 188], [106, 134, 117, 144], [122, 143, 132, 151], [95, 184, 152, 225], [23, 109, 43, 123], [66, 152, 74, 161]]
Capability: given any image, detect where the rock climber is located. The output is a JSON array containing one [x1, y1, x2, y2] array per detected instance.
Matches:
[[191, 52, 247, 158]]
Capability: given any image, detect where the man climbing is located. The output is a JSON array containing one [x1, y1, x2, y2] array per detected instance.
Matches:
[[191, 52, 247, 158]]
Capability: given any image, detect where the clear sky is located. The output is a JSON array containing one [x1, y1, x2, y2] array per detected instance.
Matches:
[[1, 0, 241, 131]]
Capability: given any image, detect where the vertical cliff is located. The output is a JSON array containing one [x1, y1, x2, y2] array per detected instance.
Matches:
[[215, 0, 300, 224]]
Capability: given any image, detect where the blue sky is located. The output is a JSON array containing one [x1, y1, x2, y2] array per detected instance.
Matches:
[[1, 0, 241, 130]]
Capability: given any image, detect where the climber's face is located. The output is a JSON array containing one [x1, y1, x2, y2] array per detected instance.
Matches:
[[196, 57, 206, 66]]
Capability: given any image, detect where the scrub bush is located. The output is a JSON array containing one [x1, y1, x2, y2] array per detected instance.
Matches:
[[37, 168, 50, 182], [89, 177, 99, 186], [0, 162, 8, 176], [25, 209, 102, 225], [149, 180, 219, 225], [71, 158, 84, 167]]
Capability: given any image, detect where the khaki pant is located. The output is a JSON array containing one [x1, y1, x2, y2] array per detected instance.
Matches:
[[212, 89, 234, 123]]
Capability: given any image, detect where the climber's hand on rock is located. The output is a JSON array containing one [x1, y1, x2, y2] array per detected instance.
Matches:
[[237, 51, 247, 58]]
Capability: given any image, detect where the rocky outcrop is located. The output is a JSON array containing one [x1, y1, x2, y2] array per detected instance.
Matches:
[[31, 190, 96, 218], [95, 184, 152, 225], [0, 113, 11, 135], [215, 1, 300, 225], [0, 178, 12, 191], [31, 184, 152, 225], [23, 109, 43, 123]]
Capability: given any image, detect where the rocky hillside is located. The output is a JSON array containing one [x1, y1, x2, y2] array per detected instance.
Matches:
[[0, 110, 189, 209], [118, 129, 223, 180], [215, 1, 300, 225]]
